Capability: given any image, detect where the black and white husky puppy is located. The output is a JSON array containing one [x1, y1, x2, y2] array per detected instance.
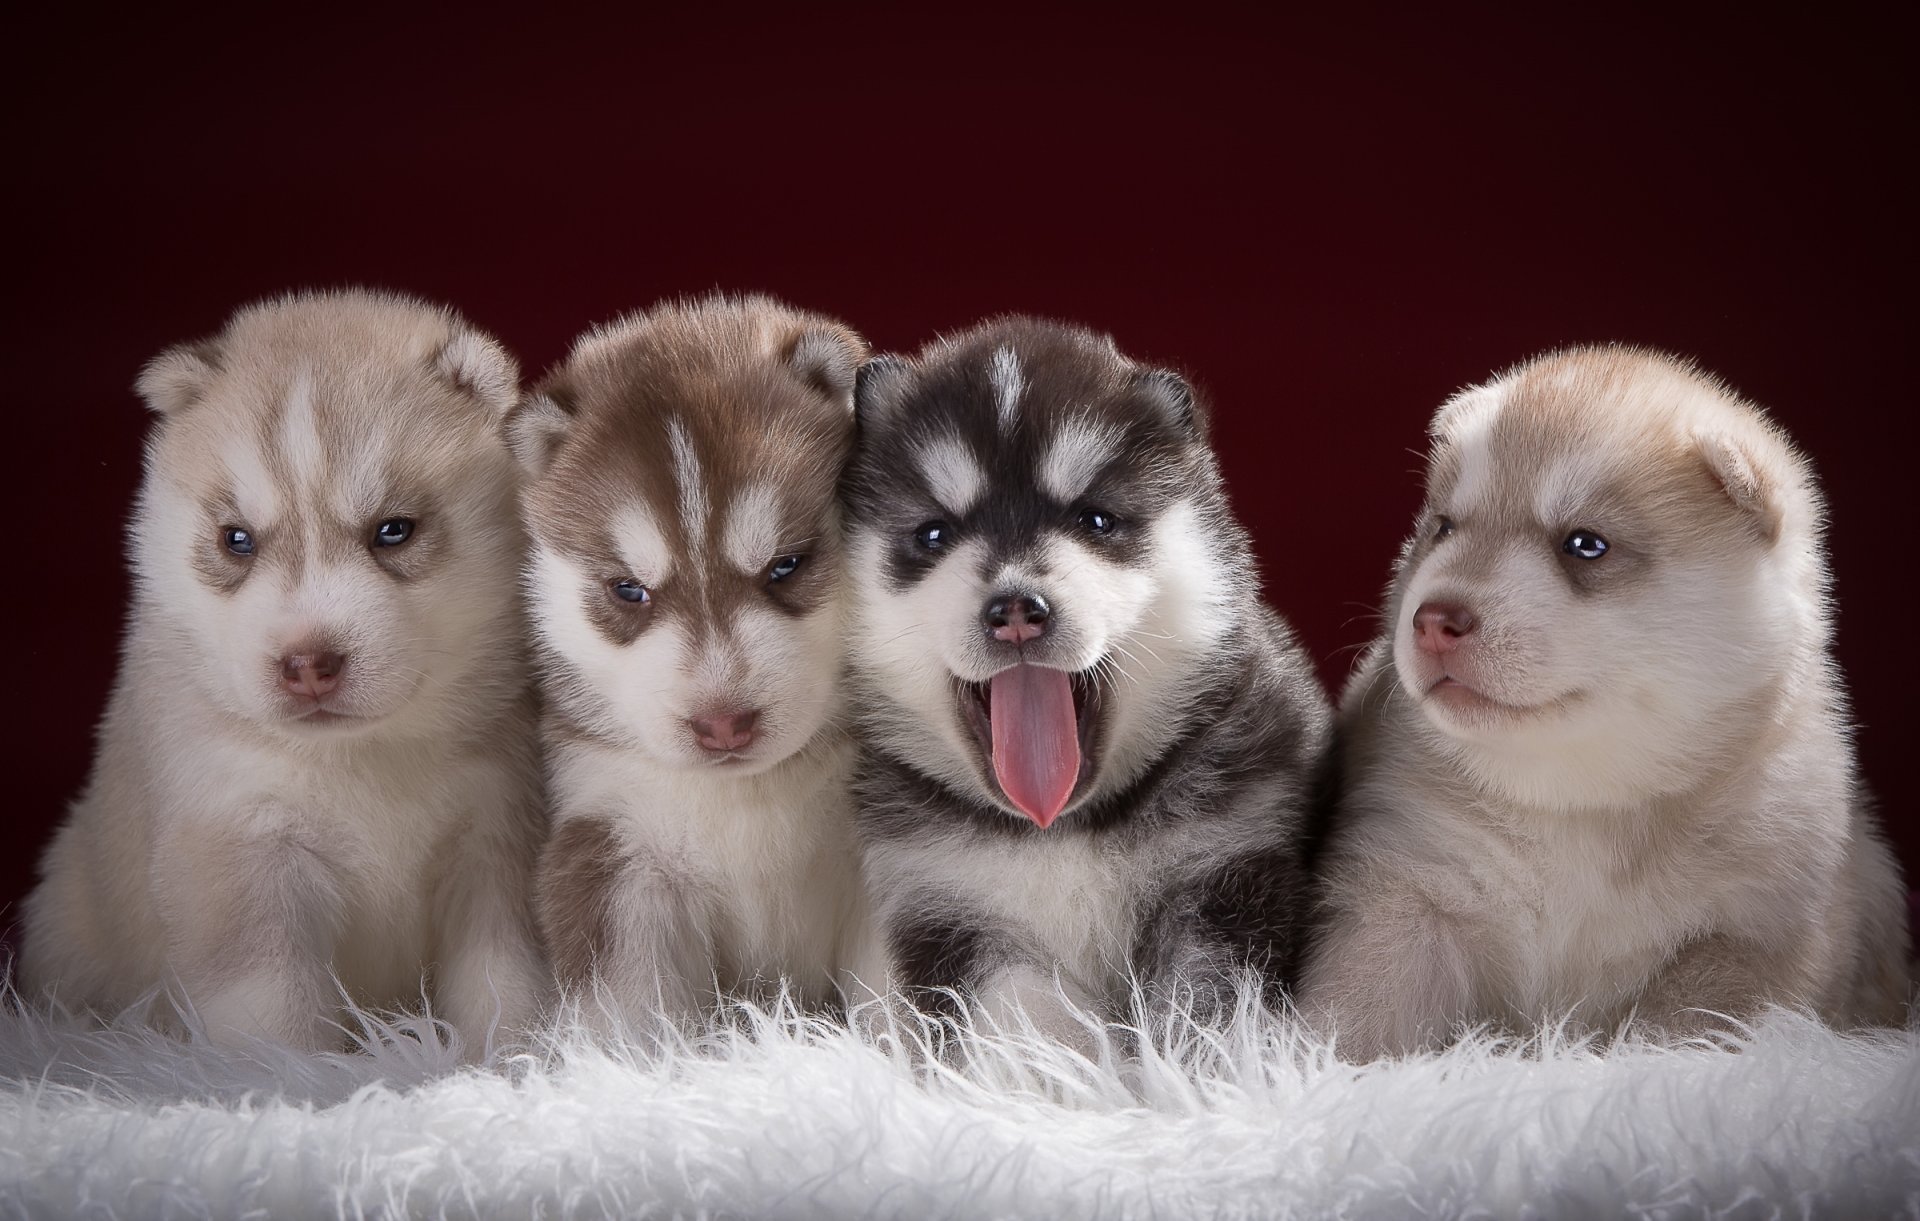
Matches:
[[842, 318, 1331, 1036]]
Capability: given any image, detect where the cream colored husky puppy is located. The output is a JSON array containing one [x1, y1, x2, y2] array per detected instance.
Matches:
[[20, 290, 548, 1054], [513, 295, 869, 1031], [1302, 346, 1910, 1058]]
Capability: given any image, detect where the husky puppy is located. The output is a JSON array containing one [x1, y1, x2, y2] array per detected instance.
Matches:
[[1301, 346, 1911, 1058], [20, 290, 549, 1053], [514, 295, 869, 1029], [841, 319, 1331, 1037]]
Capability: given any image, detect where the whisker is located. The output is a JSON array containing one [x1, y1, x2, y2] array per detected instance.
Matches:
[[1117, 636, 1165, 667]]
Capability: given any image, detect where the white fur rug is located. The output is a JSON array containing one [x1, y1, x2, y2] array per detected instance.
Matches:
[[1, 987, 1915, 1219]]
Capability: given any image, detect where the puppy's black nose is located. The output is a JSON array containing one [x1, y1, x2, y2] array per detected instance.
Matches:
[[983, 593, 1050, 645]]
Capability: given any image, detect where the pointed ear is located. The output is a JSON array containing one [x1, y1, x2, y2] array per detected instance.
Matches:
[[1694, 427, 1781, 539], [504, 384, 576, 477], [1428, 385, 1499, 442], [135, 340, 223, 415], [787, 326, 866, 413], [1130, 366, 1207, 438], [433, 327, 519, 418], [853, 354, 912, 427]]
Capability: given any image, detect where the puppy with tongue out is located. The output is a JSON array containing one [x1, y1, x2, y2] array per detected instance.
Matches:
[[840, 317, 1331, 1042]]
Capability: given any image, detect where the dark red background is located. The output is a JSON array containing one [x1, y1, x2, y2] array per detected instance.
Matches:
[[4, 8, 1913, 933]]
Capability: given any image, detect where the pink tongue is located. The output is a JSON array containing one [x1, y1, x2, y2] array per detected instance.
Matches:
[[989, 664, 1081, 829]]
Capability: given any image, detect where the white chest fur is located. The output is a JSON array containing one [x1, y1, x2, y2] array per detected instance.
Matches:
[[554, 732, 861, 993], [1425, 805, 1753, 1023], [866, 826, 1150, 1001], [152, 721, 524, 1005]]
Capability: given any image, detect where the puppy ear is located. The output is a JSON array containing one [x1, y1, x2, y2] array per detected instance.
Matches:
[[788, 326, 866, 413], [505, 384, 577, 477], [135, 340, 223, 415], [1694, 428, 1781, 539], [433, 327, 520, 418], [1427, 385, 1500, 443], [1130, 367, 1208, 438], [853, 354, 912, 426]]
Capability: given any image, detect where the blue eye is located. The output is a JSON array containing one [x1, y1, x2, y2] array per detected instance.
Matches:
[[373, 518, 415, 547], [1433, 515, 1456, 541], [223, 527, 255, 557], [1079, 508, 1116, 535], [611, 579, 651, 604], [768, 555, 803, 583], [915, 521, 950, 551], [1563, 529, 1609, 560]]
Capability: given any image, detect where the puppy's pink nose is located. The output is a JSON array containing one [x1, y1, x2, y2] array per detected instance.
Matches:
[[984, 593, 1051, 645], [691, 708, 759, 753], [281, 650, 347, 698], [1413, 602, 1477, 654]]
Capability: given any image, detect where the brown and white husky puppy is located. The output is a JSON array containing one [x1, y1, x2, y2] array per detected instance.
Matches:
[[841, 319, 1331, 1042], [20, 290, 549, 1054], [514, 294, 869, 1030], [1302, 346, 1911, 1059]]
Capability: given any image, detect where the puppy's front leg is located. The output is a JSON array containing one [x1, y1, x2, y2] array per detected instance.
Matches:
[[431, 797, 551, 1058], [880, 903, 1102, 1054], [972, 959, 1105, 1057], [1631, 931, 1809, 1042], [1297, 885, 1477, 1061], [538, 816, 716, 1036], [835, 883, 891, 1005], [152, 813, 345, 1051], [1135, 841, 1316, 1028]]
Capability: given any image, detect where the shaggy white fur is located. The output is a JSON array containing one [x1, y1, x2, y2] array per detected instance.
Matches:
[[0, 985, 1915, 1219]]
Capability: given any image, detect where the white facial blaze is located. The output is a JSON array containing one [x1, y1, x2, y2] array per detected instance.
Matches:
[[723, 483, 783, 575], [990, 346, 1025, 434], [275, 368, 324, 495], [1038, 417, 1123, 503], [915, 436, 986, 516], [667, 417, 709, 551], [684, 627, 744, 708]]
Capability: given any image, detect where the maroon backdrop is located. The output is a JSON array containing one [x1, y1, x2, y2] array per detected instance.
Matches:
[[4, 8, 1913, 933]]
